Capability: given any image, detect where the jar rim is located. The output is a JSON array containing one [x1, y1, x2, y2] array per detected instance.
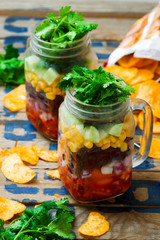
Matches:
[[65, 83, 131, 122], [31, 21, 90, 49]]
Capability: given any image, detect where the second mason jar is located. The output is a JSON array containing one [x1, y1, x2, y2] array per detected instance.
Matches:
[[25, 26, 98, 140], [58, 89, 152, 203]]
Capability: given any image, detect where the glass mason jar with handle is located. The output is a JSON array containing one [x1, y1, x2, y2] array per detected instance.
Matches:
[[25, 25, 98, 141], [58, 89, 153, 203]]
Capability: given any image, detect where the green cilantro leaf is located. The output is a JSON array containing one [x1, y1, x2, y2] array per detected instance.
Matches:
[[0, 44, 25, 88], [58, 65, 135, 106], [0, 198, 75, 240], [35, 6, 98, 46]]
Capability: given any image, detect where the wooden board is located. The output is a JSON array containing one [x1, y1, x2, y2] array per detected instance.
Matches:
[[1, 2, 160, 239]]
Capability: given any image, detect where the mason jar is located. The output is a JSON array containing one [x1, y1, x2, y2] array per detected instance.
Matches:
[[25, 24, 98, 141], [58, 89, 153, 202]]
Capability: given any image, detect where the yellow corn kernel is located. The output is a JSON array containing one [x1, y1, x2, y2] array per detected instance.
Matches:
[[125, 128, 131, 137], [31, 79, 38, 88], [120, 142, 128, 152], [68, 142, 77, 152], [46, 92, 56, 100], [101, 142, 110, 150], [38, 80, 47, 90], [116, 140, 121, 148], [35, 85, 41, 92], [44, 87, 53, 93], [111, 142, 117, 148], [102, 137, 110, 145], [119, 130, 126, 142], [109, 135, 116, 143], [84, 141, 93, 149], [95, 139, 103, 147]]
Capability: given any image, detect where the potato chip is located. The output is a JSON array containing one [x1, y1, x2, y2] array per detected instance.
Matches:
[[143, 61, 158, 72], [118, 54, 141, 68], [1, 153, 36, 183], [16, 146, 39, 165], [33, 146, 58, 162], [46, 169, 60, 179], [133, 114, 138, 128], [134, 80, 160, 118], [0, 197, 26, 221], [155, 62, 160, 75], [129, 69, 154, 85], [3, 84, 26, 112], [148, 138, 160, 159], [105, 65, 138, 82], [78, 212, 109, 237], [135, 58, 157, 68], [138, 112, 160, 133]]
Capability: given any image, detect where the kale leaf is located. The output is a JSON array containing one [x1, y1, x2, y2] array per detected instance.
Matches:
[[0, 44, 25, 88], [35, 6, 98, 45], [0, 198, 75, 240], [58, 65, 135, 106]]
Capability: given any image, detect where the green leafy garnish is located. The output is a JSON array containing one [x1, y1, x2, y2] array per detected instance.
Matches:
[[59, 66, 135, 106], [35, 6, 98, 45], [0, 44, 24, 88], [0, 198, 75, 240]]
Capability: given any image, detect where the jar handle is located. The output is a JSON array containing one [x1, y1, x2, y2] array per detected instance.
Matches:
[[131, 98, 153, 168]]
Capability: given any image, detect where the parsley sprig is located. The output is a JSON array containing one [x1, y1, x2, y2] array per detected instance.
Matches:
[[0, 198, 75, 240], [59, 66, 135, 106], [35, 6, 98, 45]]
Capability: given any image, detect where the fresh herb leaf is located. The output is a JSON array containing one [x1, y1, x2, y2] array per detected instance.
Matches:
[[59, 65, 135, 106], [35, 6, 98, 46], [0, 198, 75, 240], [0, 44, 25, 88]]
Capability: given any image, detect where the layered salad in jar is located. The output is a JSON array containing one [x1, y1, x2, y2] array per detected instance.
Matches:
[[25, 6, 98, 140], [58, 66, 135, 202]]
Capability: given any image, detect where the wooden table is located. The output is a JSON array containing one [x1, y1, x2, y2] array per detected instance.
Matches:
[[0, 1, 160, 239]]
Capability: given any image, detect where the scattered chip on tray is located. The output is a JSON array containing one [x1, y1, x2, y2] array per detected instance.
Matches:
[[3, 84, 26, 111], [33, 146, 58, 162], [0, 196, 26, 221], [78, 212, 109, 237], [1, 153, 36, 183], [46, 169, 60, 179]]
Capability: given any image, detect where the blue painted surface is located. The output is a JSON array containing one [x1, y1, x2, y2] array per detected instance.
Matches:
[[49, 142, 58, 151], [5, 184, 39, 194], [0, 106, 18, 117], [91, 41, 103, 47], [97, 53, 110, 60], [43, 186, 69, 196], [4, 120, 37, 141]]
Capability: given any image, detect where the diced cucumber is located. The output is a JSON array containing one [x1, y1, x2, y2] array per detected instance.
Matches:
[[43, 68, 59, 85], [76, 124, 85, 135], [34, 68, 47, 79], [25, 55, 41, 71], [99, 129, 109, 140], [84, 126, 100, 143], [108, 123, 123, 137]]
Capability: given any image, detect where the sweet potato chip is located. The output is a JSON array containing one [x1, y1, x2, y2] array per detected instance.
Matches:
[[155, 62, 160, 75], [78, 212, 109, 237], [105, 65, 138, 82], [33, 146, 58, 162], [3, 84, 26, 112], [1, 153, 36, 183], [148, 138, 160, 159], [135, 80, 160, 118], [16, 146, 39, 165], [46, 169, 60, 179], [134, 58, 156, 68], [0, 197, 26, 221], [133, 114, 138, 128], [143, 61, 158, 72], [129, 69, 154, 85], [0, 202, 14, 221], [118, 54, 141, 68], [138, 112, 160, 133]]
